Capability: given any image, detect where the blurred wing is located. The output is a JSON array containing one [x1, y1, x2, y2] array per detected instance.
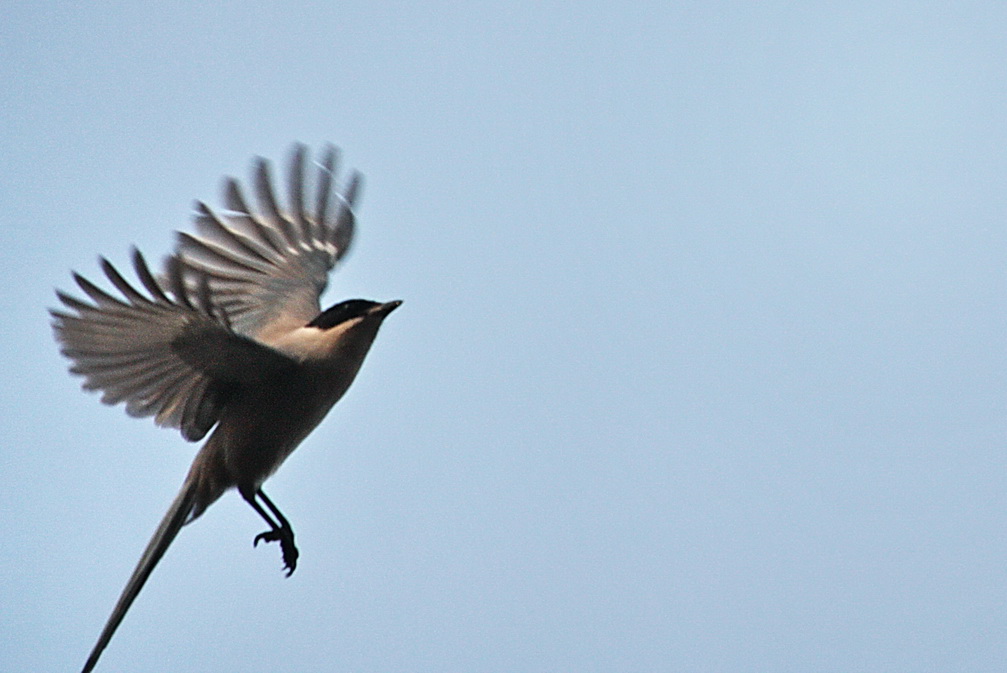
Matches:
[[175, 143, 361, 343], [51, 251, 297, 441]]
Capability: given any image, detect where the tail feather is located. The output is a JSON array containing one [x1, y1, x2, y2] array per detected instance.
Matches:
[[81, 478, 198, 673]]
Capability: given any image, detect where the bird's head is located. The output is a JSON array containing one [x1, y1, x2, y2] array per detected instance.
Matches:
[[307, 299, 402, 330]]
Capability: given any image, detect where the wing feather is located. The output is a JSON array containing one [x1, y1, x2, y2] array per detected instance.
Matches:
[[193, 202, 276, 265], [224, 179, 287, 255], [288, 144, 311, 240], [53, 255, 297, 441], [175, 144, 360, 341], [253, 157, 298, 247]]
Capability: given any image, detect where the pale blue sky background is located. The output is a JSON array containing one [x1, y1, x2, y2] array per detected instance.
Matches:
[[2, 2, 1005, 671]]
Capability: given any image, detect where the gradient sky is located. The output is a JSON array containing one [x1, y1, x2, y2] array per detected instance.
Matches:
[[2, 2, 1005, 672]]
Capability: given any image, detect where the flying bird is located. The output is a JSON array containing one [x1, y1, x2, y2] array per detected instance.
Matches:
[[51, 144, 401, 673]]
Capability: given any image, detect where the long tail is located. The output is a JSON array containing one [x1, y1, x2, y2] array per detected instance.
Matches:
[[80, 477, 198, 673]]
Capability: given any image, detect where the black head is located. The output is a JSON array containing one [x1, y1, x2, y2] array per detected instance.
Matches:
[[307, 299, 401, 329], [307, 299, 380, 329]]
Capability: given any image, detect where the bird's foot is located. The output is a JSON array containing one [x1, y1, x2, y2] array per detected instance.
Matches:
[[254, 527, 299, 577]]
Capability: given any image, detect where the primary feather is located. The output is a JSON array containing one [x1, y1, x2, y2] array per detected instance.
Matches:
[[179, 143, 361, 341]]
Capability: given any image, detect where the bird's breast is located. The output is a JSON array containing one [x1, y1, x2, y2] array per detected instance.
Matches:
[[213, 368, 352, 489]]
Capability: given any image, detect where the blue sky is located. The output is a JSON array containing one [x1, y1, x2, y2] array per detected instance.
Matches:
[[2, 2, 1005, 671]]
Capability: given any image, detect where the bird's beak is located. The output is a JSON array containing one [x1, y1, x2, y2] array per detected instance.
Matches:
[[370, 300, 403, 318]]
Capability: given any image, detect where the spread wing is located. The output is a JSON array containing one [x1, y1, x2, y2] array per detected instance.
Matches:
[[174, 143, 361, 343], [51, 250, 297, 441]]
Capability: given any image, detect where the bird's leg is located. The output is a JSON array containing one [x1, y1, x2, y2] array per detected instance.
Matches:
[[240, 488, 299, 576], [255, 489, 299, 576]]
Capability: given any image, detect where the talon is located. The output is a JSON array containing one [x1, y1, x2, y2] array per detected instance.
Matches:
[[253, 526, 299, 575], [254, 529, 281, 547], [281, 540, 300, 576]]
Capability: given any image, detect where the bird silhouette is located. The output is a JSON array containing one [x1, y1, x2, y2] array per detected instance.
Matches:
[[51, 144, 400, 673]]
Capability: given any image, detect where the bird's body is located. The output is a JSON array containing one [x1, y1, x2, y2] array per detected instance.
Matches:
[[187, 311, 393, 517], [51, 144, 400, 673]]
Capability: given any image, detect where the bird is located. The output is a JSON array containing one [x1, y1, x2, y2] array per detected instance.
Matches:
[[50, 144, 401, 673]]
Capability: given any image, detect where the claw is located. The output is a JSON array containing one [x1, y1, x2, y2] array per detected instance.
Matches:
[[254, 529, 281, 547], [253, 527, 299, 576], [280, 540, 299, 577]]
